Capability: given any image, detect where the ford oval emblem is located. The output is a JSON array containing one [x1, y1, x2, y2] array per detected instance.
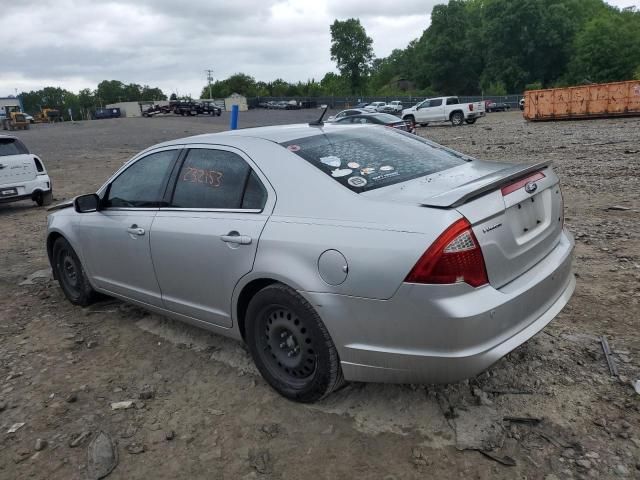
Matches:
[[525, 181, 538, 194]]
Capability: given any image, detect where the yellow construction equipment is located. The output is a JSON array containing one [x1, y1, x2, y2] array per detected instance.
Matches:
[[34, 108, 62, 123], [1, 106, 30, 130]]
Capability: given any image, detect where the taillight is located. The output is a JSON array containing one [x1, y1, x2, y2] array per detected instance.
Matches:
[[469, 103, 474, 111], [405, 218, 488, 287]]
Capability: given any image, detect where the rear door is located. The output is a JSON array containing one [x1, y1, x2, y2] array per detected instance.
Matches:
[[150, 145, 273, 327], [78, 147, 180, 306]]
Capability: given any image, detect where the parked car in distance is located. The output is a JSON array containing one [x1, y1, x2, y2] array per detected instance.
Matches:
[[520, 98, 525, 111], [364, 102, 387, 113], [93, 108, 121, 120], [354, 102, 369, 108], [46, 122, 574, 403], [485, 101, 511, 113], [381, 101, 404, 113], [326, 108, 368, 122], [402, 96, 485, 126], [334, 113, 414, 133], [199, 101, 222, 116], [0, 135, 52, 206]]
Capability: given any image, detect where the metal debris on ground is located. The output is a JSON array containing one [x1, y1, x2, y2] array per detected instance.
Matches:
[[633, 379, 640, 395], [600, 336, 618, 377]]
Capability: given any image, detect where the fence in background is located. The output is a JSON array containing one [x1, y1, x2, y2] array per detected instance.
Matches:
[[246, 94, 524, 110]]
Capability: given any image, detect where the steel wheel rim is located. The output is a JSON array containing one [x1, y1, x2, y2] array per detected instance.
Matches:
[[59, 249, 80, 293], [256, 306, 317, 383]]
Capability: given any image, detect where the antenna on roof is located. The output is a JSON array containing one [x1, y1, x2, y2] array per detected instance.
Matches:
[[309, 105, 329, 127]]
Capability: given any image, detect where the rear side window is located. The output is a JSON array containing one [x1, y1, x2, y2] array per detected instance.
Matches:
[[446, 98, 459, 105], [0, 138, 28, 156], [280, 128, 465, 192], [105, 150, 177, 208], [171, 149, 267, 210]]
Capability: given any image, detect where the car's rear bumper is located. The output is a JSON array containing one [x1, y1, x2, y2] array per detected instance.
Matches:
[[0, 176, 51, 203], [302, 230, 574, 384]]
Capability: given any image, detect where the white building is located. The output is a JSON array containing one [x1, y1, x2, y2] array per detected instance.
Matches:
[[224, 93, 248, 112]]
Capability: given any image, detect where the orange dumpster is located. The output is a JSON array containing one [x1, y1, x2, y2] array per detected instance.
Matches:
[[523, 80, 640, 121]]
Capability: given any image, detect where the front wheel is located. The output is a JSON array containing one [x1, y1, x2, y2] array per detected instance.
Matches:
[[52, 237, 97, 306], [403, 115, 416, 128], [451, 111, 464, 126], [465, 118, 477, 125], [246, 284, 344, 403]]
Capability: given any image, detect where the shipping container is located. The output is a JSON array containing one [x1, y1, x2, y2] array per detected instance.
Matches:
[[523, 80, 640, 121]]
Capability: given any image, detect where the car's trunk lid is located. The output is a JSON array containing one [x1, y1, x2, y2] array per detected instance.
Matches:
[[368, 160, 564, 288]]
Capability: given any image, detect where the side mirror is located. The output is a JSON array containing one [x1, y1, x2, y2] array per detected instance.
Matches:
[[74, 193, 100, 213]]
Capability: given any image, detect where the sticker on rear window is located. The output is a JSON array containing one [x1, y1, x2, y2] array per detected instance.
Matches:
[[348, 176, 367, 187], [287, 145, 301, 152], [331, 168, 352, 177], [320, 155, 341, 167]]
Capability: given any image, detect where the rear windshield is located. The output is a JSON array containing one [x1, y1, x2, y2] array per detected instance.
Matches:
[[0, 138, 28, 156], [280, 127, 466, 192]]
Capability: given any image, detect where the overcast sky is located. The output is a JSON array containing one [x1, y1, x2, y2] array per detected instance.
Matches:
[[0, 0, 637, 98]]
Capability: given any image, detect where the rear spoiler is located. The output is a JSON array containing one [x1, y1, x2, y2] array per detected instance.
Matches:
[[420, 160, 552, 208]]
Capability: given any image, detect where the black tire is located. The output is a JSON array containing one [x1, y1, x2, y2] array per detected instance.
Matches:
[[245, 283, 344, 403], [52, 237, 97, 306], [465, 118, 477, 125], [419, 123, 429, 127], [35, 190, 53, 207], [403, 115, 415, 128], [451, 111, 464, 126]]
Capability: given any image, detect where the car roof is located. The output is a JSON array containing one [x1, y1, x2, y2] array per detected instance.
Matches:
[[0, 134, 18, 140], [148, 123, 377, 150]]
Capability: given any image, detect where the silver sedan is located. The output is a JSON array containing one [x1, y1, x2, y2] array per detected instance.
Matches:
[[46, 123, 575, 402]]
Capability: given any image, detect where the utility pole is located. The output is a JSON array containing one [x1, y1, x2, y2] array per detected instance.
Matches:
[[206, 69, 214, 99]]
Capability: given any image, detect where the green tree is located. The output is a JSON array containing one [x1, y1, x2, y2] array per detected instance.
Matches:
[[330, 18, 374, 93], [568, 9, 640, 83]]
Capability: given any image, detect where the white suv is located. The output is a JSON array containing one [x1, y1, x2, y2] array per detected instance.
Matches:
[[0, 135, 52, 206]]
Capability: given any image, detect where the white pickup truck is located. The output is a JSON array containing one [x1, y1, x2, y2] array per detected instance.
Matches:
[[401, 96, 485, 127]]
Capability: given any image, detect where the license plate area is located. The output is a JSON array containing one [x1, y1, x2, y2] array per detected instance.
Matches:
[[0, 187, 18, 197], [506, 189, 552, 244]]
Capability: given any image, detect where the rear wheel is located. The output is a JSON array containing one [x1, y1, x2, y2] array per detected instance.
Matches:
[[52, 237, 97, 306], [35, 190, 53, 207], [451, 111, 464, 126], [246, 284, 344, 403]]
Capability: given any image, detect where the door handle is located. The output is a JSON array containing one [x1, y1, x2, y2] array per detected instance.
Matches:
[[221, 232, 252, 245], [126, 225, 145, 236]]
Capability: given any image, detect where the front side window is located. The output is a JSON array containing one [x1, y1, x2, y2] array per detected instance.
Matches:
[[430, 99, 443, 107], [281, 128, 466, 193], [171, 149, 266, 210], [105, 149, 177, 208]]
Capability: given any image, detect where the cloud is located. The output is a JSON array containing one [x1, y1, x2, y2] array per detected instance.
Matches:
[[0, 0, 432, 97]]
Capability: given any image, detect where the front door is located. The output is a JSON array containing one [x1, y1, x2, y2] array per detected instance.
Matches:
[[150, 146, 272, 327], [78, 148, 179, 306], [424, 98, 445, 121]]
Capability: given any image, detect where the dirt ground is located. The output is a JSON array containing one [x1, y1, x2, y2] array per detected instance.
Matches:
[[0, 110, 638, 480]]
